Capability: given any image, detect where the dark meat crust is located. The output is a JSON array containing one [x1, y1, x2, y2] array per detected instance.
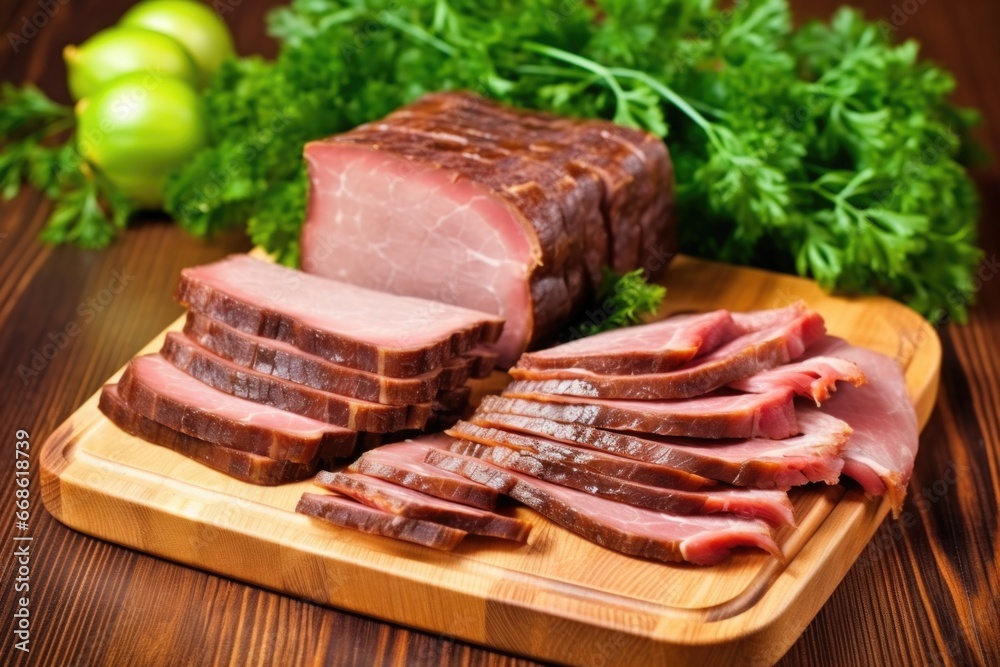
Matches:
[[349, 449, 499, 511], [296, 492, 467, 550], [426, 450, 687, 562], [184, 311, 461, 405], [448, 420, 714, 490], [479, 393, 799, 440], [175, 259, 503, 378], [160, 332, 431, 433], [118, 359, 357, 461], [100, 384, 317, 484], [314, 471, 530, 541]]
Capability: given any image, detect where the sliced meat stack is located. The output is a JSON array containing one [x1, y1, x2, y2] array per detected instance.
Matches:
[[297, 304, 918, 564], [296, 434, 532, 549], [416, 304, 915, 565], [99, 256, 504, 484], [300, 91, 676, 366]]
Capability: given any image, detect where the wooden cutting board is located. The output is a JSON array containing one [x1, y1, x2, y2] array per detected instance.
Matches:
[[40, 255, 940, 666]]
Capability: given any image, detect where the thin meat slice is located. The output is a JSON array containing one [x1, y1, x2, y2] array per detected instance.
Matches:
[[161, 332, 429, 433], [514, 310, 740, 375], [448, 420, 715, 491], [473, 409, 848, 490], [348, 435, 497, 510], [184, 312, 452, 405], [507, 305, 826, 400], [176, 254, 503, 377], [100, 384, 317, 485], [118, 354, 356, 461], [427, 450, 780, 565], [314, 471, 530, 542], [807, 337, 918, 515], [448, 439, 794, 527], [488, 392, 799, 440], [729, 354, 865, 405], [296, 493, 466, 550]]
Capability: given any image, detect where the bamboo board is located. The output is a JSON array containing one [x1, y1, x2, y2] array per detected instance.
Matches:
[[40, 255, 940, 666]]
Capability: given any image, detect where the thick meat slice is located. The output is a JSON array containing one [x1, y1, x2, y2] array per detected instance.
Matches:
[[427, 450, 780, 565], [514, 310, 739, 375], [184, 312, 453, 405], [448, 420, 715, 491], [807, 337, 918, 515], [118, 354, 356, 461], [488, 392, 799, 440], [432, 385, 472, 415], [448, 439, 794, 527], [507, 305, 826, 399], [348, 435, 497, 510], [296, 493, 466, 550], [464, 347, 499, 380], [473, 410, 848, 490], [100, 384, 316, 485], [300, 92, 674, 366], [729, 354, 865, 405], [314, 472, 530, 542], [161, 333, 429, 433], [176, 255, 503, 377]]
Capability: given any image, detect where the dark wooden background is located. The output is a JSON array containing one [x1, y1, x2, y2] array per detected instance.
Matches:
[[1, 1, 997, 665]]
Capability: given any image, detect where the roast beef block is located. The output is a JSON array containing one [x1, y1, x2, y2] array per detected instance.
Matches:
[[426, 450, 780, 565], [176, 254, 503, 377], [100, 384, 317, 485], [300, 92, 675, 366], [296, 493, 466, 550], [472, 409, 848, 490], [314, 471, 530, 541], [118, 354, 356, 461]]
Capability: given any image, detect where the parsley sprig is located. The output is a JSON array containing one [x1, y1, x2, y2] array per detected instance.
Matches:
[[0, 84, 133, 248]]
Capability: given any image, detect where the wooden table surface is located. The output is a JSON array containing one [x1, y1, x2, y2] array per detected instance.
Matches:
[[1, 1, 997, 665]]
